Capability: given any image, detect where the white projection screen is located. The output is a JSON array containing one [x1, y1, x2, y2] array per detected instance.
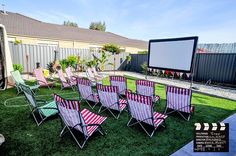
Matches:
[[148, 36, 198, 72]]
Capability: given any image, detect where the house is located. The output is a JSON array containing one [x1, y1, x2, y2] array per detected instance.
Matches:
[[0, 11, 148, 53]]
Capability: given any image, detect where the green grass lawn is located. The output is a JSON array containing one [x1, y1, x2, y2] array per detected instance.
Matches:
[[0, 77, 236, 156]]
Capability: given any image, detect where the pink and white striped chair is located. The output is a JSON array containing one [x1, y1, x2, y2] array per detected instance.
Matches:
[[77, 77, 99, 109], [92, 67, 107, 78], [65, 66, 77, 86], [164, 86, 193, 121], [97, 84, 127, 119], [57, 69, 75, 90], [136, 80, 160, 103], [86, 68, 102, 86], [109, 75, 130, 96], [126, 92, 167, 137], [54, 94, 107, 149], [34, 68, 55, 89]]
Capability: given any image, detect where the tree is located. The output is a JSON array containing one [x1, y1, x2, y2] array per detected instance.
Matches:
[[89, 21, 106, 31], [63, 20, 78, 27], [102, 44, 121, 73], [102, 44, 121, 54]]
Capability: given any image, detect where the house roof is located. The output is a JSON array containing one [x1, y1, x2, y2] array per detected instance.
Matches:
[[0, 11, 148, 50]]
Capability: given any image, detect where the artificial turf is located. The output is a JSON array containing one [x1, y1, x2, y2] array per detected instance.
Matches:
[[0, 77, 236, 156]]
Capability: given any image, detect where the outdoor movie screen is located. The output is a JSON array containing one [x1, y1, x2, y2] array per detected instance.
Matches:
[[148, 36, 198, 72]]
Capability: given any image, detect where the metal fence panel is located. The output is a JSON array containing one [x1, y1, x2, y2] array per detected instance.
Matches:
[[194, 53, 236, 84], [9, 43, 129, 72], [129, 53, 236, 84]]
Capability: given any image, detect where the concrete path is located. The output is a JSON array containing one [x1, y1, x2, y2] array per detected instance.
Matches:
[[21, 71, 236, 101], [112, 71, 236, 101], [171, 113, 236, 156]]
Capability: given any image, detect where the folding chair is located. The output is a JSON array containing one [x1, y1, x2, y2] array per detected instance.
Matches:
[[77, 77, 99, 109], [20, 83, 58, 126], [34, 68, 55, 89], [11, 70, 40, 94], [65, 66, 77, 86], [92, 67, 107, 78], [86, 68, 102, 85], [109, 75, 130, 96], [57, 69, 75, 90], [164, 85, 193, 121], [136, 79, 160, 103], [54, 94, 107, 149], [126, 92, 167, 137], [97, 84, 127, 119]]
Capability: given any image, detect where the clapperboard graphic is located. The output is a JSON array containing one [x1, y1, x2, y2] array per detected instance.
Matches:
[[194, 123, 229, 152]]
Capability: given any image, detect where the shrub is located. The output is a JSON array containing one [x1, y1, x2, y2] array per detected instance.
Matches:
[[59, 59, 68, 71], [67, 55, 77, 68], [59, 55, 78, 71], [126, 55, 132, 64], [102, 44, 121, 54], [13, 64, 24, 73], [141, 62, 148, 74], [138, 51, 148, 54]]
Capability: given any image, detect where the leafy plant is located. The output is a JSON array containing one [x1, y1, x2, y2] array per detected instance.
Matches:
[[13, 64, 24, 73], [141, 62, 148, 75], [67, 55, 77, 68], [85, 59, 98, 68], [59, 55, 78, 71], [102, 44, 121, 54], [138, 51, 148, 54], [126, 55, 132, 64], [94, 51, 112, 71], [59, 59, 68, 71]]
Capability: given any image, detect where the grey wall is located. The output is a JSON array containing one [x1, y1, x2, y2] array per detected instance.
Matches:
[[130, 53, 236, 85], [194, 53, 236, 84], [9, 43, 129, 72]]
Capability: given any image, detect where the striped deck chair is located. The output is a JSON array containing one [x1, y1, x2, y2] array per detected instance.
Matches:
[[126, 92, 168, 137], [77, 77, 99, 109], [97, 84, 127, 119], [92, 67, 107, 78], [20, 83, 58, 126], [65, 67, 77, 86], [164, 86, 193, 121], [57, 69, 75, 90], [34, 68, 55, 89], [109, 75, 131, 96], [11, 70, 40, 94], [136, 80, 160, 103], [86, 68, 102, 85], [54, 94, 107, 149]]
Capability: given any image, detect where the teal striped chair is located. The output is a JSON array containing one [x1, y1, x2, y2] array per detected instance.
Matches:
[[20, 83, 58, 126], [11, 70, 40, 94]]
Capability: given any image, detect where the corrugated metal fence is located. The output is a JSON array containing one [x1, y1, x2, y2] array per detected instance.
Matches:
[[129, 43, 236, 85], [9, 43, 129, 72], [194, 53, 236, 84]]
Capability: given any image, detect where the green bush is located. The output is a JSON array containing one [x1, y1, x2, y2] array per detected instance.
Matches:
[[141, 62, 148, 74], [102, 44, 121, 54], [13, 64, 24, 73], [67, 55, 77, 68], [59, 59, 68, 71], [59, 55, 78, 71], [138, 51, 148, 54]]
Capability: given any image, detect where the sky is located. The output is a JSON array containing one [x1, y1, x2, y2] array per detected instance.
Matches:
[[3, 0, 236, 43]]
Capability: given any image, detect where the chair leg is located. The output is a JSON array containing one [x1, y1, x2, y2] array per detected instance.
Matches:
[[60, 126, 67, 137]]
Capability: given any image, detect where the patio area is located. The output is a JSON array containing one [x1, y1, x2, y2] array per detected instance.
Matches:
[[1, 72, 236, 155]]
